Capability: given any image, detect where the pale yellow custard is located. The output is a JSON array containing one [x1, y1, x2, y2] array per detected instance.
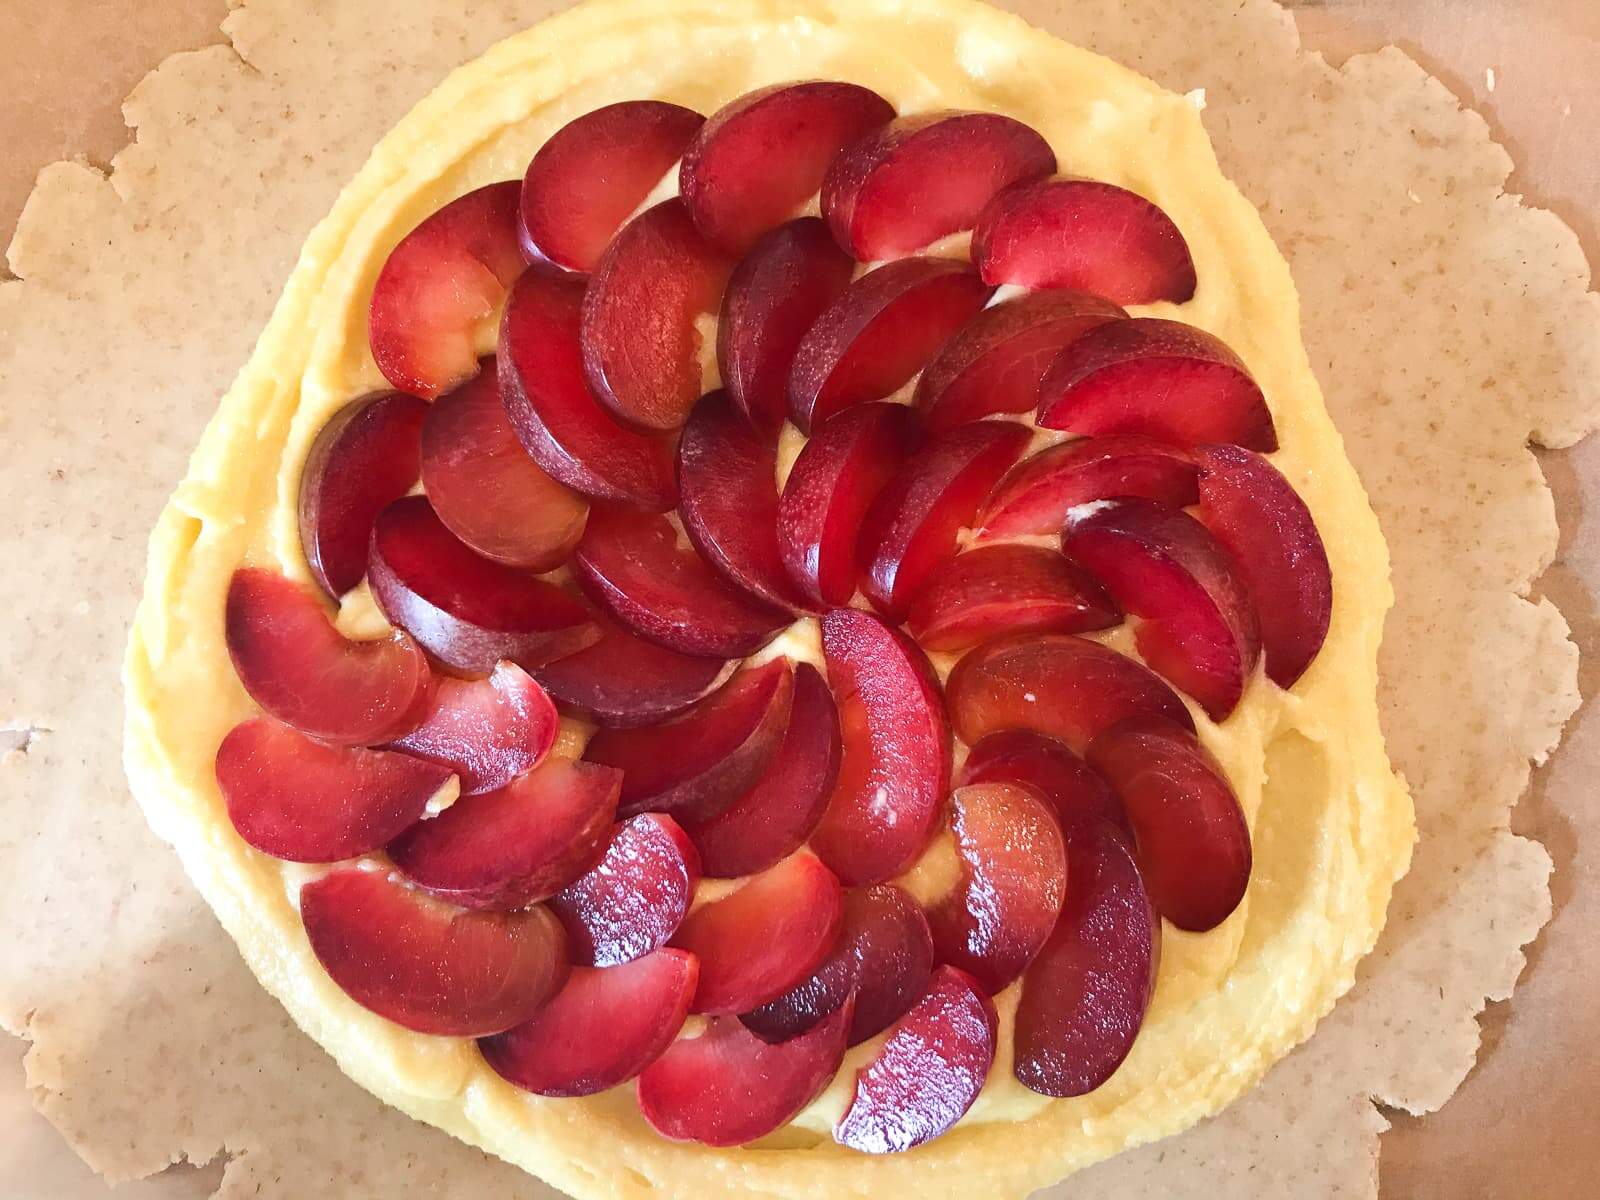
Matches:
[[123, 0, 1415, 1196]]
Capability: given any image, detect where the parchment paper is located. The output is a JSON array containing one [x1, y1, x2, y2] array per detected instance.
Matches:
[[2, 1, 1596, 1197]]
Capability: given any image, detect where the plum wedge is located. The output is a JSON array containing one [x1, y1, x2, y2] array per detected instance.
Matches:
[[743, 883, 933, 1047], [677, 391, 810, 611], [216, 718, 448, 862], [481, 949, 698, 1098], [976, 435, 1198, 541], [788, 257, 992, 432], [225, 567, 432, 746], [810, 609, 951, 885], [368, 495, 598, 676], [420, 363, 588, 571], [1086, 716, 1251, 931], [833, 966, 998, 1154], [550, 813, 701, 967], [572, 506, 790, 659], [499, 270, 679, 512], [387, 757, 621, 909], [681, 82, 895, 253], [822, 111, 1055, 261], [913, 290, 1124, 431], [718, 217, 855, 428], [946, 632, 1193, 753], [926, 782, 1068, 994], [638, 996, 852, 1146], [959, 729, 1130, 838], [369, 181, 524, 399], [1196, 444, 1332, 687], [1013, 819, 1158, 1096], [299, 867, 567, 1037], [859, 419, 1032, 620], [519, 100, 704, 272], [671, 852, 844, 1014], [388, 660, 556, 797], [905, 543, 1120, 653], [581, 199, 734, 432], [684, 663, 841, 879], [972, 175, 1197, 304], [777, 402, 919, 607], [1062, 498, 1261, 720], [299, 391, 426, 598], [584, 659, 794, 822], [1038, 317, 1277, 451]]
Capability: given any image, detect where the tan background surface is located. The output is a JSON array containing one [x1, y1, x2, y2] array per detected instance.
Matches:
[[1, 1, 1595, 1197]]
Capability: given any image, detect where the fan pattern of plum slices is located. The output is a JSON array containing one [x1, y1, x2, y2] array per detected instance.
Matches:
[[218, 83, 1334, 1152]]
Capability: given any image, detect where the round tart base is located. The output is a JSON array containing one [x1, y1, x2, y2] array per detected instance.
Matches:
[[123, 0, 1415, 1196]]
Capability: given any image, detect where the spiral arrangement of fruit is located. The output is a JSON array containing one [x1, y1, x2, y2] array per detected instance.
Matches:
[[217, 82, 1332, 1154]]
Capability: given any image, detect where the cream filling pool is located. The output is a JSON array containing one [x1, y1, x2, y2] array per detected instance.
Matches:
[[122, 0, 1415, 1194]]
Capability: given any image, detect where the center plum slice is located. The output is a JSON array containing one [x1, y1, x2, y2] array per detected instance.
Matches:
[[787, 257, 993, 432], [387, 757, 621, 910], [810, 608, 951, 886], [637, 995, 853, 1146], [480, 948, 699, 1098], [498, 269, 679, 512], [822, 111, 1056, 261], [581, 198, 735, 432], [299, 868, 568, 1037], [680, 81, 895, 254], [388, 661, 557, 796], [518, 100, 705, 273], [225, 567, 432, 746], [971, 175, 1198, 305], [420, 363, 589, 571], [946, 632, 1194, 754], [368, 181, 525, 400], [216, 717, 449, 863], [584, 659, 794, 822], [550, 813, 701, 968], [1037, 317, 1277, 451], [958, 729, 1130, 839], [926, 781, 1068, 995], [832, 966, 998, 1154], [671, 852, 844, 1014], [677, 391, 810, 612], [1062, 498, 1261, 721], [367, 495, 599, 676], [571, 506, 790, 659], [859, 418, 1032, 620], [913, 290, 1125, 432]]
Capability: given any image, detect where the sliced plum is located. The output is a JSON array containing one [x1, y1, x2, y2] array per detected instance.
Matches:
[[913, 290, 1124, 431], [1037, 317, 1277, 451], [299, 391, 426, 598], [216, 717, 448, 862], [810, 608, 951, 885], [1062, 497, 1261, 720], [518, 100, 704, 272], [1085, 715, 1251, 931], [787, 257, 992, 432], [225, 567, 432, 746], [680, 81, 895, 253], [717, 217, 856, 428], [584, 659, 794, 822], [550, 813, 701, 967], [480, 949, 698, 1098], [859, 419, 1032, 620], [972, 175, 1197, 304], [777, 402, 919, 608], [581, 199, 735, 432], [299, 867, 567, 1036], [958, 729, 1130, 839], [822, 111, 1055, 261], [367, 495, 598, 676], [369, 181, 524, 399], [499, 269, 679, 512], [388, 661, 557, 796], [945, 632, 1194, 753]]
